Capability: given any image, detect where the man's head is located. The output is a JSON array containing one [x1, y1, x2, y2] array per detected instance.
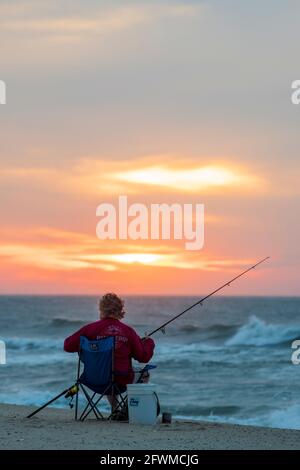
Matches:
[[99, 293, 125, 320]]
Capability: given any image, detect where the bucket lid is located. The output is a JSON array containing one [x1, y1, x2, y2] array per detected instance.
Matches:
[[127, 383, 156, 394]]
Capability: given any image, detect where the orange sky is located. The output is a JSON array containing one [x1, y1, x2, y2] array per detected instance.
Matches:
[[0, 1, 299, 295]]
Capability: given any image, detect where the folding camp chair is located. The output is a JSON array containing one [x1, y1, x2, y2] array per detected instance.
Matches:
[[26, 335, 156, 421], [74, 335, 156, 421], [74, 336, 124, 420]]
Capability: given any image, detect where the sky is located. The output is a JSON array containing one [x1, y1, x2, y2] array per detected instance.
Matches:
[[0, 0, 299, 295]]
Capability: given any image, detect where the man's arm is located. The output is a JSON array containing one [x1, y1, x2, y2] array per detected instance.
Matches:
[[64, 325, 88, 352], [130, 330, 155, 363]]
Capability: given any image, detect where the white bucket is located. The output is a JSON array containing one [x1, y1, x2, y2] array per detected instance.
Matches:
[[127, 384, 159, 425]]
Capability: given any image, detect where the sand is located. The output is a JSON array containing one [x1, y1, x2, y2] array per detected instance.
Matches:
[[1, 403, 300, 450]]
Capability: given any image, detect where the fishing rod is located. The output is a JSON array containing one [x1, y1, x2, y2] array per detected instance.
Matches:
[[27, 384, 79, 419], [147, 256, 270, 338]]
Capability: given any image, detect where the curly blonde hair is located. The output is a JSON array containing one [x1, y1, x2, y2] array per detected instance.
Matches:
[[99, 293, 124, 319]]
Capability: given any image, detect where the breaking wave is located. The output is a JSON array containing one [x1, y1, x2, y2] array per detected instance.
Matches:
[[226, 315, 300, 347]]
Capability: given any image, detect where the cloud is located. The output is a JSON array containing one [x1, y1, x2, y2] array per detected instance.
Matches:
[[0, 3, 201, 36], [114, 164, 259, 192], [0, 225, 256, 274], [0, 156, 264, 197], [0, 1, 204, 74]]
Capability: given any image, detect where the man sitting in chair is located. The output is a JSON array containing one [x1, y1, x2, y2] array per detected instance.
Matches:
[[64, 292, 155, 398]]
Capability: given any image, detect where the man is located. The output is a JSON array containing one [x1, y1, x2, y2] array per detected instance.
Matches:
[[64, 292, 155, 388]]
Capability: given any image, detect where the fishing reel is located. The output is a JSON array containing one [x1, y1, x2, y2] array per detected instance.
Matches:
[[64, 384, 79, 409]]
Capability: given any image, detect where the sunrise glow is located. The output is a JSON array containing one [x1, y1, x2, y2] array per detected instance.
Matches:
[[114, 165, 257, 192], [0, 0, 297, 295]]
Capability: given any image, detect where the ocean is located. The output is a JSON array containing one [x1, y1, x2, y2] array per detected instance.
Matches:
[[0, 295, 300, 430]]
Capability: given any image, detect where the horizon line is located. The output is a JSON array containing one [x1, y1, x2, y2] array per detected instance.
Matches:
[[0, 293, 299, 298]]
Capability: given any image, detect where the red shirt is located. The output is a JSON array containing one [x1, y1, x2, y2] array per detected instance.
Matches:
[[64, 318, 155, 385]]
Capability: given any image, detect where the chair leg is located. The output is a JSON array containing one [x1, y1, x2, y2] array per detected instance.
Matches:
[[110, 386, 114, 418], [114, 383, 128, 410], [82, 394, 107, 421], [107, 385, 128, 420], [79, 392, 96, 421], [75, 383, 79, 421], [75, 382, 127, 422], [111, 395, 127, 415], [79, 385, 102, 421], [80, 385, 111, 421]]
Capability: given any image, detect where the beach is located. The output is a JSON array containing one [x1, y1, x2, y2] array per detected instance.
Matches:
[[1, 403, 300, 450]]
